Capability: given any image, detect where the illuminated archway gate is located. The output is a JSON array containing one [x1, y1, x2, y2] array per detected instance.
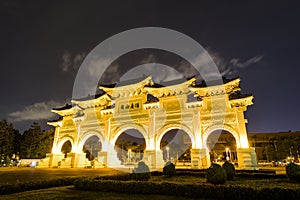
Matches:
[[39, 77, 258, 169]]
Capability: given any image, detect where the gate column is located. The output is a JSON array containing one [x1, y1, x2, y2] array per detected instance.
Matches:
[[143, 150, 164, 169], [237, 148, 258, 170], [190, 148, 210, 169]]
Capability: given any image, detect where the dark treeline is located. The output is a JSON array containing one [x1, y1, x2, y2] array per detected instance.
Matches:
[[0, 119, 54, 165]]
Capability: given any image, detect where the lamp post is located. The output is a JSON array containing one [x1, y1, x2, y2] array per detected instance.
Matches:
[[290, 146, 294, 162], [225, 147, 230, 161], [166, 146, 170, 161], [90, 145, 93, 161], [128, 149, 132, 163]]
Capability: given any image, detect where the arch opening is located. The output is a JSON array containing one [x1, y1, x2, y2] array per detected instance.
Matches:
[[61, 140, 72, 158], [114, 129, 146, 165], [206, 130, 237, 165], [82, 135, 102, 161], [160, 129, 192, 164]]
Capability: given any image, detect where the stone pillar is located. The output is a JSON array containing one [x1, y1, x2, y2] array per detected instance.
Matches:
[[191, 148, 211, 169], [143, 150, 164, 169], [237, 147, 258, 170], [98, 151, 121, 168], [98, 151, 108, 167], [71, 152, 87, 168], [49, 153, 64, 168], [37, 153, 52, 168]]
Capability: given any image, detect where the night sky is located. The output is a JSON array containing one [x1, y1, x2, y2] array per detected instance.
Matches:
[[1, 1, 299, 133]]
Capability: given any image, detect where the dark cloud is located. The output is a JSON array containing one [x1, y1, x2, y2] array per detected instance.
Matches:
[[62, 51, 87, 72], [8, 100, 63, 122]]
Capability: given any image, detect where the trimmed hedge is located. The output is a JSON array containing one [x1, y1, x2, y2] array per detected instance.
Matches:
[[151, 170, 286, 179], [163, 161, 176, 177], [286, 163, 300, 182], [0, 174, 130, 195], [236, 173, 286, 179], [74, 178, 300, 200], [94, 174, 131, 181], [222, 161, 236, 180], [0, 177, 77, 195], [205, 163, 227, 185], [131, 161, 151, 181]]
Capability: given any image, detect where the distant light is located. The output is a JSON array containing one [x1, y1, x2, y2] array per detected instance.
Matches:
[[31, 162, 37, 167]]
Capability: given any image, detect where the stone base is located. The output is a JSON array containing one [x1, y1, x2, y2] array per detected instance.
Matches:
[[237, 147, 258, 170], [92, 159, 105, 168], [142, 150, 164, 169], [85, 159, 92, 168], [47, 153, 88, 168], [69, 152, 87, 168], [98, 152, 108, 167], [98, 151, 121, 168], [50, 153, 65, 168], [59, 156, 72, 168], [36, 153, 52, 168], [190, 148, 211, 169]]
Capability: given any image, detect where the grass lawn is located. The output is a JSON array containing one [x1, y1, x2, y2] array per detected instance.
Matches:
[[0, 186, 200, 200], [0, 167, 123, 184]]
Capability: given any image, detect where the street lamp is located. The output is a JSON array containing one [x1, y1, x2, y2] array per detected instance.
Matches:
[[90, 145, 93, 161], [128, 149, 132, 163], [225, 147, 230, 161], [166, 146, 170, 161]]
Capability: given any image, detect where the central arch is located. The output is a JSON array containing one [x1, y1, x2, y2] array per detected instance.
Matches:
[[157, 126, 193, 164], [110, 124, 148, 148], [156, 123, 195, 150], [113, 128, 146, 164]]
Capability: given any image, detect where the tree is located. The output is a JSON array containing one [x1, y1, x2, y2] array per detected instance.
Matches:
[[19, 123, 54, 159], [0, 120, 19, 163], [34, 129, 54, 158]]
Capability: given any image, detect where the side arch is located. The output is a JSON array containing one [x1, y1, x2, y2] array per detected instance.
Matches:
[[53, 136, 74, 154], [202, 124, 241, 149], [155, 123, 195, 150]]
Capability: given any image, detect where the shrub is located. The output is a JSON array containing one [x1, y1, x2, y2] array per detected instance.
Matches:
[[222, 161, 236, 180], [0, 177, 77, 195], [94, 174, 131, 181], [74, 178, 300, 200], [205, 163, 227, 185], [163, 161, 176, 177], [286, 162, 300, 182], [131, 161, 151, 181]]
